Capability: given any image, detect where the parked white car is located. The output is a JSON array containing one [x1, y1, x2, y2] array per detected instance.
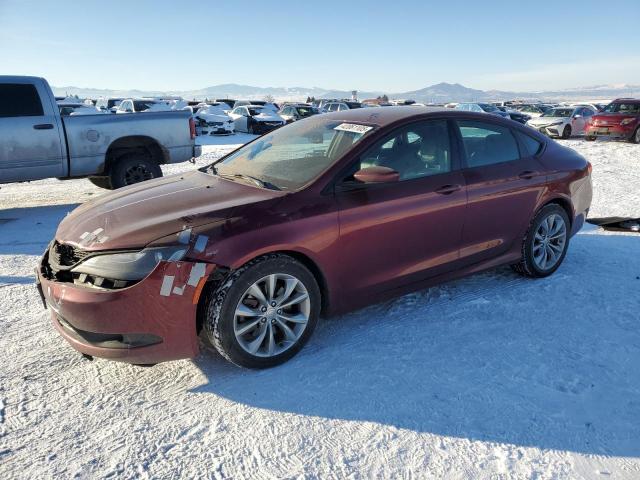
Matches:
[[526, 106, 597, 138], [228, 105, 285, 134], [194, 103, 235, 135], [233, 100, 279, 113], [115, 99, 161, 114]]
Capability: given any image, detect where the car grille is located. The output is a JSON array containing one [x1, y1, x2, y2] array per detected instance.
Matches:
[[49, 241, 90, 268], [263, 122, 282, 127]]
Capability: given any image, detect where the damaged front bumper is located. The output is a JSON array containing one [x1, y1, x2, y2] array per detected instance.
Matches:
[[37, 247, 216, 364]]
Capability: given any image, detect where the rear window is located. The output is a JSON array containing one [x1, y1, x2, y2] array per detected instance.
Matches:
[[456, 120, 520, 167], [515, 130, 543, 156], [0, 83, 44, 117]]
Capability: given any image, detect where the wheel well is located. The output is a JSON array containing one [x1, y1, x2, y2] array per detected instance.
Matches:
[[542, 198, 573, 226], [196, 250, 330, 328], [103, 136, 167, 175], [277, 250, 330, 314]]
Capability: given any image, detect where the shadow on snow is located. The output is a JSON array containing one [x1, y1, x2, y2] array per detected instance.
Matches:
[[190, 232, 640, 457]]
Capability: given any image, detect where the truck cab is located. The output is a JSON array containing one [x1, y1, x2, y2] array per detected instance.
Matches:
[[0, 76, 68, 183]]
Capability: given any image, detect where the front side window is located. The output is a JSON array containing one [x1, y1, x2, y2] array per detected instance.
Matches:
[[213, 117, 376, 190], [357, 120, 451, 181], [456, 120, 520, 167], [0, 84, 44, 117]]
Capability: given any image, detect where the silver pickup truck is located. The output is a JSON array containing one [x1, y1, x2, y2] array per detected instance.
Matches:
[[0, 76, 201, 189]]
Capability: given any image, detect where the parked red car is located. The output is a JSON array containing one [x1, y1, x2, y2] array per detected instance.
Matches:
[[37, 107, 592, 368], [585, 98, 640, 143]]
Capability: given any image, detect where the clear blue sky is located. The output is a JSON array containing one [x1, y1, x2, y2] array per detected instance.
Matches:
[[1, 0, 638, 92]]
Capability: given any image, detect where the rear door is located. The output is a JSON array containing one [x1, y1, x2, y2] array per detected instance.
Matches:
[[453, 119, 547, 265], [0, 81, 65, 183], [335, 119, 467, 298], [571, 107, 588, 134]]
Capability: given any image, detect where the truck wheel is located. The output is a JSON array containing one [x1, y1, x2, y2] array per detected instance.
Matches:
[[109, 154, 162, 189], [88, 176, 112, 189]]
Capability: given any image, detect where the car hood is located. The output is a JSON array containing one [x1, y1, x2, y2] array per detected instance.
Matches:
[[592, 112, 637, 121], [56, 171, 284, 251], [529, 116, 567, 124], [196, 110, 231, 122]]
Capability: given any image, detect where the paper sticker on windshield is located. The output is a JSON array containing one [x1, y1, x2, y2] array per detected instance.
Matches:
[[334, 123, 373, 135]]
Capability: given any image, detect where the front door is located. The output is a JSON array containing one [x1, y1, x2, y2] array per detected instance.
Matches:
[[0, 82, 65, 183], [335, 119, 467, 299]]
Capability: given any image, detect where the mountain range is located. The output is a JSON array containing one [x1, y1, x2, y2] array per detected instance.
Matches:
[[52, 82, 640, 103]]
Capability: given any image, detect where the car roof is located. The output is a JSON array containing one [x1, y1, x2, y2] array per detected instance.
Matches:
[[318, 105, 450, 126], [612, 98, 640, 103]]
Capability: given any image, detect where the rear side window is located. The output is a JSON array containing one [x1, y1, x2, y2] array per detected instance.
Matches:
[[456, 120, 520, 167], [515, 130, 543, 157], [0, 84, 44, 117]]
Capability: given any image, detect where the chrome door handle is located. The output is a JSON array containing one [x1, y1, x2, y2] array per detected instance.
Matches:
[[33, 123, 54, 130]]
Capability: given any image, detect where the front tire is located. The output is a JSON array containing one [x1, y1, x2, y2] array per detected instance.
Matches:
[[109, 154, 162, 189], [631, 127, 640, 144], [561, 125, 572, 139], [512, 204, 570, 278], [204, 254, 321, 369], [88, 176, 112, 189]]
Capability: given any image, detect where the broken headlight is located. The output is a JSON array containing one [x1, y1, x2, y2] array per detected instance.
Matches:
[[70, 246, 186, 281]]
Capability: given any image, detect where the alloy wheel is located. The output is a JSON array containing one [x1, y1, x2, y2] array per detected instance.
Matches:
[[233, 273, 311, 357], [532, 213, 567, 270], [124, 164, 154, 185]]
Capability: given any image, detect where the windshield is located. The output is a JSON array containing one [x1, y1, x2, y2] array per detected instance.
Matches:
[[297, 107, 318, 117], [248, 107, 266, 116], [603, 102, 640, 114], [134, 101, 154, 111], [211, 117, 376, 190], [543, 108, 573, 118], [479, 104, 498, 112]]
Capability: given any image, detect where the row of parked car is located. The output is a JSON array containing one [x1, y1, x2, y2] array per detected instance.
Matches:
[[57, 93, 640, 144]]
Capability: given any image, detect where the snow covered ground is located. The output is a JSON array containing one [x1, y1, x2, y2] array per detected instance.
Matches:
[[0, 136, 639, 479]]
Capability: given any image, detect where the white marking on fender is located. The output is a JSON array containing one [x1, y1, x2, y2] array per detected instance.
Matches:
[[172, 285, 185, 295], [187, 263, 207, 286], [159, 276, 174, 296]]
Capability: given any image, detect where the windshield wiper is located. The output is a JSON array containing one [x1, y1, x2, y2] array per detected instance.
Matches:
[[217, 172, 281, 191]]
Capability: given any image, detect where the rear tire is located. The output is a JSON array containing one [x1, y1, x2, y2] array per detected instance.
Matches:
[[561, 125, 572, 139], [204, 254, 321, 369], [511, 204, 570, 278], [88, 176, 112, 189], [109, 154, 162, 189]]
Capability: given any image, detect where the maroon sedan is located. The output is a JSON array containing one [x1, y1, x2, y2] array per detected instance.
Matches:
[[37, 107, 592, 368]]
